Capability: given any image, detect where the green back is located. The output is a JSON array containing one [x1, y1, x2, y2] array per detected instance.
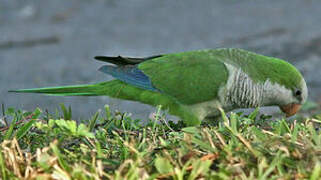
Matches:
[[139, 51, 229, 105]]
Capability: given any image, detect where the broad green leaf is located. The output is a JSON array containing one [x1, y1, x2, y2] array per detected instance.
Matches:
[[182, 127, 200, 134], [154, 156, 173, 174], [77, 124, 94, 138]]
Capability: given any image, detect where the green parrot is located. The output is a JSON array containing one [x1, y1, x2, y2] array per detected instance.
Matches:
[[9, 48, 308, 126]]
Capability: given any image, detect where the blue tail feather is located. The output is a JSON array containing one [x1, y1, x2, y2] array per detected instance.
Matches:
[[98, 65, 158, 91]]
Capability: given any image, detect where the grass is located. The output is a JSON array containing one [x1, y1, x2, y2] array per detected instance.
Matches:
[[0, 103, 320, 179]]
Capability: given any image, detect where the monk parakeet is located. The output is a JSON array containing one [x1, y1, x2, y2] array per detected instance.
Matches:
[[9, 48, 308, 126]]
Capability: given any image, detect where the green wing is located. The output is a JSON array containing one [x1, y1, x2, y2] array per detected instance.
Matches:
[[138, 50, 229, 105]]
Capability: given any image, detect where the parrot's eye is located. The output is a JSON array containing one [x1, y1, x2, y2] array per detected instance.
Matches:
[[295, 90, 302, 96]]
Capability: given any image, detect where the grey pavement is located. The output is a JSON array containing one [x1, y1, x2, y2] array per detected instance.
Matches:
[[1, 0, 321, 120]]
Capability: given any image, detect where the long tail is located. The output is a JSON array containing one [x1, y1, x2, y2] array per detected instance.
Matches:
[[9, 80, 201, 126], [8, 80, 122, 96], [8, 80, 163, 102]]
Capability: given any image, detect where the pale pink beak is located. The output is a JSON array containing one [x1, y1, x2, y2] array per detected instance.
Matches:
[[279, 103, 301, 117]]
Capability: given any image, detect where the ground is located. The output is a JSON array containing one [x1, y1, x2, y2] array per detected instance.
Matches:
[[0, 105, 320, 179]]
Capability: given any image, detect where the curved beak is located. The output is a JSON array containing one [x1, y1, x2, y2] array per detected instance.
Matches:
[[279, 103, 301, 117]]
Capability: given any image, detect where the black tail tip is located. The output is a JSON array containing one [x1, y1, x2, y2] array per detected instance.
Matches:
[[94, 56, 107, 60]]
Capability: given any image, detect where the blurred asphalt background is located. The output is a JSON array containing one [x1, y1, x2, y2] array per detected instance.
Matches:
[[1, 0, 321, 120]]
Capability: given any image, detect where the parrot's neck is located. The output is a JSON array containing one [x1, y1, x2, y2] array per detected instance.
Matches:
[[223, 64, 291, 109], [261, 80, 294, 107], [224, 64, 263, 108]]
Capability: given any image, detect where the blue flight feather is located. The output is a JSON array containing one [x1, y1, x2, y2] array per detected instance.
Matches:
[[98, 65, 158, 91]]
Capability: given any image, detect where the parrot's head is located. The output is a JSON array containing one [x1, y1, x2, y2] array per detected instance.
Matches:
[[263, 60, 308, 117], [278, 78, 308, 117]]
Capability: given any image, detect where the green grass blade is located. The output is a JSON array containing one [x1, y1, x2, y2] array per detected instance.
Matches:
[[15, 119, 36, 140], [60, 103, 72, 120], [89, 111, 100, 132], [51, 142, 71, 172], [4, 114, 18, 140]]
